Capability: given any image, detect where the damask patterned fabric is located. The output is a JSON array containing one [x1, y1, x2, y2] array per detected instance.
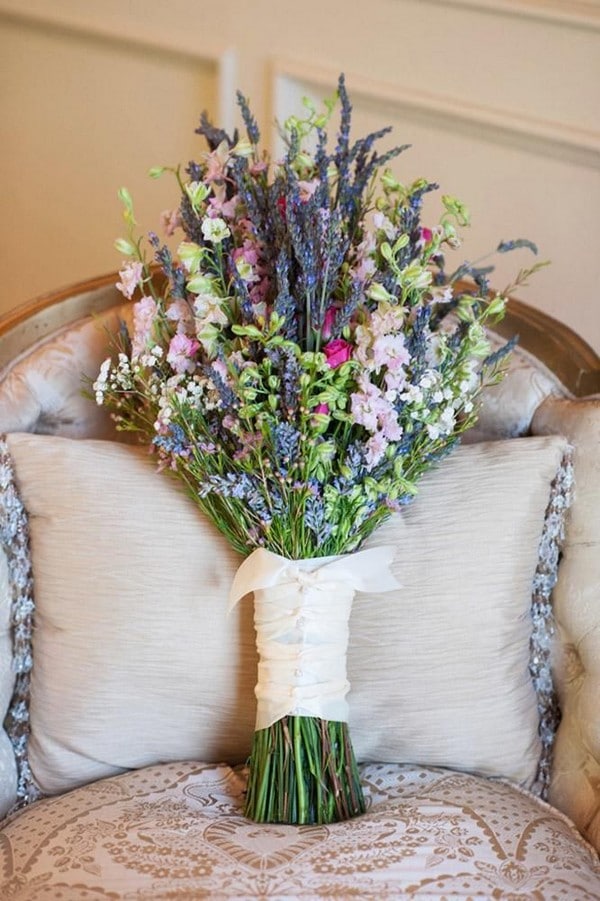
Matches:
[[1, 761, 599, 900], [0, 305, 133, 441]]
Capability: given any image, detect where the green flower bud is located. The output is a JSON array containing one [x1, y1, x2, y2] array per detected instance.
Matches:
[[232, 139, 254, 158], [486, 294, 506, 318], [442, 194, 470, 227], [381, 169, 403, 192], [367, 282, 393, 302], [117, 187, 134, 210], [178, 242, 205, 274], [114, 238, 137, 257], [186, 274, 217, 295]]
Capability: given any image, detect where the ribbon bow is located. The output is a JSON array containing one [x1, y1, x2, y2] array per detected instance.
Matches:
[[229, 545, 401, 612]]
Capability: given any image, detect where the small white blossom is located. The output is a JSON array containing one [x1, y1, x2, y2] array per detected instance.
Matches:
[[201, 217, 231, 244]]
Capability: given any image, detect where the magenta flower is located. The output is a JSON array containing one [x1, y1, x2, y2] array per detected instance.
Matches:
[[314, 403, 330, 415], [323, 339, 352, 368], [322, 307, 336, 340], [167, 334, 200, 374]]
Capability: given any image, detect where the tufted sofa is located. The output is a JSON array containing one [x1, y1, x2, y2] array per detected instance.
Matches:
[[0, 272, 599, 900]]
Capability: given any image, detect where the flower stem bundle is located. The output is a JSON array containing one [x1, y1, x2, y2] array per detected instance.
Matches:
[[245, 717, 364, 824]]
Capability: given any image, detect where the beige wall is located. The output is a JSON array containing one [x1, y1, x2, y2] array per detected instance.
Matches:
[[1, 0, 599, 349]]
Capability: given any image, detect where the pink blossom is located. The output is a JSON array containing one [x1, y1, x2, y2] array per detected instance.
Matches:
[[131, 296, 157, 357], [314, 403, 330, 415], [352, 256, 376, 283], [298, 179, 319, 201], [166, 299, 194, 334], [372, 211, 395, 240], [350, 382, 383, 432], [323, 338, 352, 369], [322, 307, 337, 340], [232, 240, 260, 268], [204, 145, 229, 183], [249, 160, 268, 176], [116, 261, 143, 299], [208, 192, 239, 220], [249, 278, 270, 307], [421, 227, 433, 243], [365, 431, 388, 468], [350, 380, 403, 441], [349, 231, 376, 283], [211, 358, 228, 380], [167, 334, 200, 374], [159, 209, 182, 236], [372, 334, 410, 372], [370, 303, 406, 337], [384, 369, 407, 394]]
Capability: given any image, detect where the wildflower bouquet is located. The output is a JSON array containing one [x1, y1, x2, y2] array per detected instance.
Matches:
[[95, 74, 542, 825]]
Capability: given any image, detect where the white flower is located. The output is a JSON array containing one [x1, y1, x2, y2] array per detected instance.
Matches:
[[399, 384, 424, 405], [201, 217, 230, 244], [235, 257, 255, 282], [194, 294, 228, 328], [373, 211, 396, 240]]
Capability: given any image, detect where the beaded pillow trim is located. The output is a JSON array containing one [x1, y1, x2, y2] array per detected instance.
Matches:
[[0, 436, 42, 812], [529, 448, 574, 797], [0, 437, 572, 812]]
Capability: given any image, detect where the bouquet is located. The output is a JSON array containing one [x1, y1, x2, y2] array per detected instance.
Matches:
[[94, 74, 543, 825]]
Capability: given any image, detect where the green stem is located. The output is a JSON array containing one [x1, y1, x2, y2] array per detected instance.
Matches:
[[244, 716, 365, 825]]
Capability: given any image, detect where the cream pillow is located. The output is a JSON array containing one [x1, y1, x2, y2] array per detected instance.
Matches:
[[352, 434, 568, 785], [4, 433, 568, 799], [532, 396, 600, 850]]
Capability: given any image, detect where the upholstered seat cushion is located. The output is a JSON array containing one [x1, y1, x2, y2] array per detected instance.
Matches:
[[1, 761, 598, 900]]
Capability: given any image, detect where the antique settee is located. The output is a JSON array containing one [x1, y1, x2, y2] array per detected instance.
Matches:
[[0, 272, 599, 899]]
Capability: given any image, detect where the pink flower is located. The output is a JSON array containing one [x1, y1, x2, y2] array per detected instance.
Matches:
[[322, 307, 337, 340], [314, 403, 330, 415], [372, 334, 410, 373], [167, 334, 200, 374], [350, 379, 403, 441], [365, 431, 388, 468], [204, 145, 229, 183], [116, 261, 143, 299], [131, 295, 157, 357], [166, 299, 194, 334], [208, 192, 239, 220], [298, 179, 319, 202], [249, 160, 268, 176], [323, 338, 352, 369], [159, 209, 182, 236]]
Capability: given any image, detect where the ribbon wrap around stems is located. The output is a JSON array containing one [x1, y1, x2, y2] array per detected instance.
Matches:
[[229, 545, 400, 731]]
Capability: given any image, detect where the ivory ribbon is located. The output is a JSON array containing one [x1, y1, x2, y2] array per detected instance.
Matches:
[[229, 546, 401, 730]]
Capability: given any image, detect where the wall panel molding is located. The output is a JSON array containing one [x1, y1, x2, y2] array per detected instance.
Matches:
[[272, 59, 600, 170], [422, 0, 600, 31], [0, 6, 238, 131]]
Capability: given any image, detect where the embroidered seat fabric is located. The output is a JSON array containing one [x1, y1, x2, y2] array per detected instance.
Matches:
[[1, 761, 598, 900]]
